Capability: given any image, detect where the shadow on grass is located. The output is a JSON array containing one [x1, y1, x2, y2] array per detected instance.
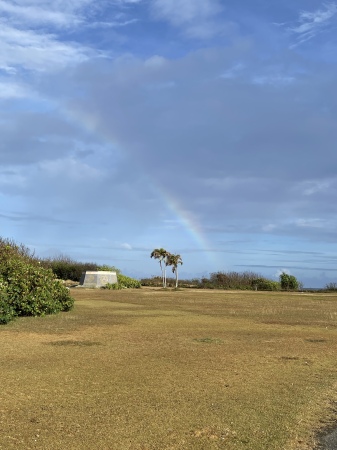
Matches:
[[46, 340, 103, 347]]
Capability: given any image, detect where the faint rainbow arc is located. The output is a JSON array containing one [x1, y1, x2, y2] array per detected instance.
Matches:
[[62, 107, 214, 259], [154, 185, 212, 252]]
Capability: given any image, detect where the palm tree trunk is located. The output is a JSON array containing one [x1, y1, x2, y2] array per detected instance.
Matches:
[[175, 267, 178, 288], [159, 261, 164, 288]]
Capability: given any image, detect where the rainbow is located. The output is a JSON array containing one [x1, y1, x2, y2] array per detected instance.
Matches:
[[154, 184, 212, 252], [62, 106, 216, 262]]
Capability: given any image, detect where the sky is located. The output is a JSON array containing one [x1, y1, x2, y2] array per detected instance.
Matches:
[[1, 0, 337, 287]]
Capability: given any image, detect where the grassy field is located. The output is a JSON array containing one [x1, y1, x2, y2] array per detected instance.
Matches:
[[1, 289, 337, 449]]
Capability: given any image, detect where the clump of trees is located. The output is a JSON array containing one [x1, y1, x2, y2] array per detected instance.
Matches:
[[0, 238, 74, 325], [150, 248, 183, 288]]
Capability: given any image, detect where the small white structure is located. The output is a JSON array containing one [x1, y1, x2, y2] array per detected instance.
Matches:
[[79, 271, 117, 288]]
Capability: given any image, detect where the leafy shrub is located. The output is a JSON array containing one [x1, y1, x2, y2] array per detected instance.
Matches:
[[0, 239, 74, 324], [118, 274, 141, 289], [103, 283, 119, 290], [280, 272, 300, 291], [97, 265, 121, 274], [140, 276, 164, 287], [0, 288, 16, 324], [209, 271, 263, 290], [103, 274, 141, 290], [0, 237, 38, 267], [3, 259, 74, 317], [252, 278, 280, 291]]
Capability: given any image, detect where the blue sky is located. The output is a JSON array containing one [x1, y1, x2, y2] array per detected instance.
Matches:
[[1, 0, 337, 287]]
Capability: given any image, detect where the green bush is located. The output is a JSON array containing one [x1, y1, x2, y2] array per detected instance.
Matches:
[[209, 271, 262, 290], [252, 278, 280, 291], [118, 274, 141, 289], [0, 238, 38, 266], [103, 274, 141, 290], [0, 288, 16, 324], [103, 283, 119, 290], [97, 265, 121, 274], [0, 239, 74, 324], [140, 276, 164, 287], [3, 259, 74, 317], [280, 272, 300, 291]]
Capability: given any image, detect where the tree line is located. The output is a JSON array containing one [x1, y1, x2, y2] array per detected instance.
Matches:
[[142, 268, 304, 291]]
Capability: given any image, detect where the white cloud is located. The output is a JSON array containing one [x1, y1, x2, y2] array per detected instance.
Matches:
[[39, 158, 102, 181], [88, 18, 138, 28], [295, 218, 325, 228], [0, 0, 139, 73], [262, 224, 277, 232], [6, 0, 95, 14], [289, 2, 337, 47], [150, 0, 224, 38], [0, 0, 81, 28], [121, 242, 133, 250], [0, 167, 27, 188], [220, 62, 245, 79], [276, 269, 291, 277], [0, 24, 96, 71], [144, 55, 167, 68], [118, 0, 143, 3], [0, 64, 17, 74], [252, 74, 295, 86], [297, 178, 334, 196], [152, 0, 221, 25], [0, 80, 31, 98], [0, 0, 103, 31]]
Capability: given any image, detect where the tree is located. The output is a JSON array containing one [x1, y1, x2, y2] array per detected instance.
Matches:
[[150, 248, 170, 288], [167, 253, 183, 288], [279, 272, 299, 291]]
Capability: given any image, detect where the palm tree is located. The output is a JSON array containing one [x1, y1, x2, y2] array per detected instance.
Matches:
[[166, 253, 183, 288], [150, 248, 170, 288]]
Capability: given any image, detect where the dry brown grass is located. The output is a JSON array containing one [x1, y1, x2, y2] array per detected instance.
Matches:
[[1, 288, 337, 449]]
